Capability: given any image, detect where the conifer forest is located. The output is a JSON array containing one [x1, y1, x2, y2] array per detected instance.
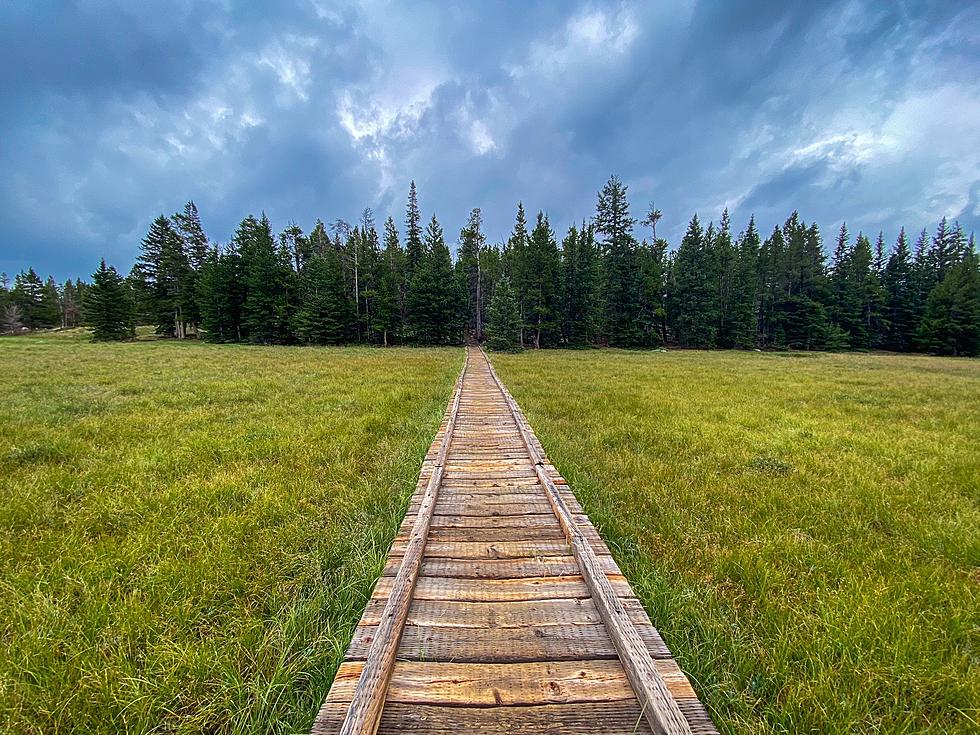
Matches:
[[3, 176, 978, 356]]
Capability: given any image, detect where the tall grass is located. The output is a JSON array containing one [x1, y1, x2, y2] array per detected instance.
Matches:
[[492, 349, 979, 734], [0, 332, 460, 733]]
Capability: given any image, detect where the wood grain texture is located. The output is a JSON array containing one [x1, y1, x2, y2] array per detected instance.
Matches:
[[312, 347, 716, 735]]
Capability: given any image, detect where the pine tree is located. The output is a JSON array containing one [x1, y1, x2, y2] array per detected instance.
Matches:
[[406, 215, 463, 345], [669, 214, 720, 347], [294, 247, 354, 344], [11, 268, 48, 329], [197, 242, 246, 342], [86, 260, 133, 341], [502, 202, 531, 346], [560, 224, 600, 346], [730, 216, 761, 348], [916, 248, 980, 356], [60, 279, 83, 328], [405, 180, 424, 277], [525, 212, 561, 348], [240, 214, 296, 343], [134, 214, 194, 337], [595, 175, 641, 346], [457, 208, 487, 341], [757, 225, 785, 347], [636, 234, 668, 346], [172, 201, 209, 332], [776, 213, 829, 349], [373, 216, 406, 346], [715, 209, 738, 347], [39, 276, 62, 328], [486, 276, 523, 352], [882, 228, 916, 351]]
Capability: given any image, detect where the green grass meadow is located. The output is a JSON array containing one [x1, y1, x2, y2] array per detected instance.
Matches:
[[0, 331, 460, 733], [491, 349, 979, 734], [1, 334, 977, 734]]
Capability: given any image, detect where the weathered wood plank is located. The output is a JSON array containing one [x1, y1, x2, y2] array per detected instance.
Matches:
[[345, 621, 673, 662], [383, 554, 618, 579], [313, 701, 657, 735], [371, 574, 633, 602], [328, 660, 641, 706], [359, 596, 654, 629]]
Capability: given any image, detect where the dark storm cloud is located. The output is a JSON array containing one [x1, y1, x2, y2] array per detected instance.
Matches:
[[1, 0, 978, 281]]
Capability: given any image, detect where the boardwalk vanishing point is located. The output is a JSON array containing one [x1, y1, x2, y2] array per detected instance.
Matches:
[[313, 347, 716, 734]]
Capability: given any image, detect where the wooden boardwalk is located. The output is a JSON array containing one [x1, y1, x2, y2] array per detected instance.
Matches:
[[312, 347, 716, 734]]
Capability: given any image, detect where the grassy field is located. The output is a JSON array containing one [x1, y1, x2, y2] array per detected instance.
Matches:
[[491, 349, 979, 735], [0, 331, 460, 734]]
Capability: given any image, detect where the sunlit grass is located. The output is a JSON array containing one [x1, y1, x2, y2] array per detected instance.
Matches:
[[491, 349, 979, 735], [0, 330, 460, 733]]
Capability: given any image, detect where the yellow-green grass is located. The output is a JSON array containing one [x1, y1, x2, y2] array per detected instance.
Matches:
[[0, 331, 460, 733], [491, 349, 979, 735]]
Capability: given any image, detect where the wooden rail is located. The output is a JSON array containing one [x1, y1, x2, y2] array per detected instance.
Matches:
[[336, 355, 467, 734], [313, 347, 716, 735], [482, 351, 692, 735]]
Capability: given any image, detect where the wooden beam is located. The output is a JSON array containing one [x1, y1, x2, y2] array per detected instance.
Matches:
[[337, 351, 468, 735], [482, 350, 693, 735]]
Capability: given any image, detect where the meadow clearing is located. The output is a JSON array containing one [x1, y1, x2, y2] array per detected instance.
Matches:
[[492, 349, 979, 734], [1, 333, 977, 734], [0, 331, 459, 733]]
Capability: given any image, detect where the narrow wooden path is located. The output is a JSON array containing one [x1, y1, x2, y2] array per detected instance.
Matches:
[[313, 347, 716, 734]]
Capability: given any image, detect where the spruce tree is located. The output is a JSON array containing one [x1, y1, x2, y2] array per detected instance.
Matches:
[[883, 228, 916, 351], [917, 248, 980, 356], [595, 175, 641, 346], [502, 203, 531, 346], [87, 260, 133, 341], [930, 216, 957, 283], [457, 208, 486, 340], [406, 215, 463, 345], [909, 228, 932, 345], [730, 216, 761, 348], [60, 279, 82, 328], [294, 248, 353, 344], [669, 214, 721, 347], [757, 226, 785, 347], [241, 214, 294, 343], [373, 216, 406, 346], [636, 234, 668, 346], [486, 276, 523, 351], [134, 214, 194, 338], [776, 213, 829, 349], [405, 181, 424, 276], [173, 201, 209, 332], [11, 268, 46, 329], [525, 212, 561, 348], [843, 233, 876, 348], [560, 223, 600, 346], [197, 242, 246, 342], [39, 276, 62, 328]]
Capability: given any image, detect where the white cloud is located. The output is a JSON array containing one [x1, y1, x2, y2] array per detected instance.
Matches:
[[511, 6, 639, 79], [257, 35, 318, 104]]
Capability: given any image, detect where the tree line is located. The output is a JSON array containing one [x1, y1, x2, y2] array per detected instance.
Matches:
[[3, 176, 978, 355]]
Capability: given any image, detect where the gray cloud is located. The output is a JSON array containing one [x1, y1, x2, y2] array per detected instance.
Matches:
[[1, 0, 977, 281]]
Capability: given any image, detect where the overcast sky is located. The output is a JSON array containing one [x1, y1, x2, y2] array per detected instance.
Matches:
[[2, 0, 978, 281]]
